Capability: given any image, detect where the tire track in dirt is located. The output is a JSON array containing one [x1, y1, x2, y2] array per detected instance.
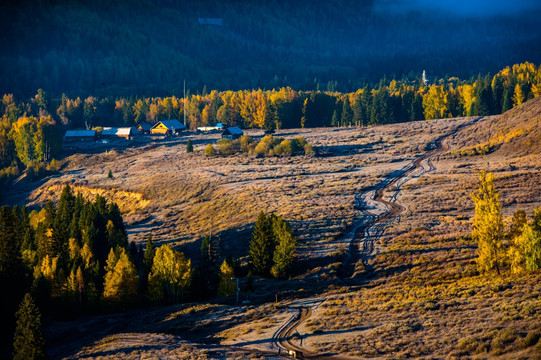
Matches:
[[271, 304, 352, 359], [251, 118, 481, 359], [340, 118, 481, 280]]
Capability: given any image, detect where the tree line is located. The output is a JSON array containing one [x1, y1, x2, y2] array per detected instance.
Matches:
[[1, 63, 540, 179]]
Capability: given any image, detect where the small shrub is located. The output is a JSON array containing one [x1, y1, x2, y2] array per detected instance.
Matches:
[[276, 139, 292, 156], [217, 138, 234, 155], [239, 135, 253, 152], [304, 143, 315, 156], [107, 169, 113, 178], [491, 328, 517, 355], [46, 158, 61, 171], [517, 329, 541, 349], [205, 144, 216, 157], [26, 161, 46, 179], [458, 336, 480, 353]]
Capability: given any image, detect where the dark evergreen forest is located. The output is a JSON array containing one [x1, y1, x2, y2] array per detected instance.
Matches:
[[1, 0, 540, 97]]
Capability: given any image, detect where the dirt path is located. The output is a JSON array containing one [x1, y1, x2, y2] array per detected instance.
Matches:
[[266, 118, 480, 359], [272, 304, 353, 360], [340, 118, 479, 279]]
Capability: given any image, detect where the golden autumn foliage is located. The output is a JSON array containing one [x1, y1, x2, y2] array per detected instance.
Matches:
[[103, 248, 138, 304], [217, 260, 236, 297], [147, 245, 191, 303], [470, 172, 506, 274]]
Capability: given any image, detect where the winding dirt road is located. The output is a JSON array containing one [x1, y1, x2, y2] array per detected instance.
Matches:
[[270, 119, 480, 358]]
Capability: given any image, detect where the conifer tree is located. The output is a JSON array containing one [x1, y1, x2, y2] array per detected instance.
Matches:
[[341, 97, 353, 126], [143, 235, 155, 275], [270, 217, 297, 279], [186, 139, 193, 153], [249, 211, 275, 276], [13, 293, 47, 360], [470, 171, 505, 274]]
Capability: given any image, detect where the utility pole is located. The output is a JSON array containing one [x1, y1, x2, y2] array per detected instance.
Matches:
[[183, 80, 186, 127]]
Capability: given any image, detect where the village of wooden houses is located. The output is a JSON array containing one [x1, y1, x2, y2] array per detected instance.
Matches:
[[63, 120, 244, 151]]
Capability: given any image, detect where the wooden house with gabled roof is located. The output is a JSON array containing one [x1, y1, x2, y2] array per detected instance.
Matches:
[[150, 119, 186, 135], [221, 126, 244, 140]]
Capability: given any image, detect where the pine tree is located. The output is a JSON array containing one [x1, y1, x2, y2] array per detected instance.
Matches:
[[13, 293, 47, 360], [143, 235, 155, 275], [341, 97, 353, 126], [331, 110, 340, 127], [470, 171, 505, 274], [1, 206, 27, 349], [186, 139, 194, 153], [270, 217, 297, 279], [249, 211, 275, 276]]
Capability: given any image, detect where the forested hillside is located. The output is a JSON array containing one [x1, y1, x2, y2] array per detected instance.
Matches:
[[1, 0, 540, 97]]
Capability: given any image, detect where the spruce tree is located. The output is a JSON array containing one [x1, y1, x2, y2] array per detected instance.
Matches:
[[249, 211, 275, 276], [13, 293, 47, 360], [186, 139, 193, 153], [270, 217, 297, 279], [341, 97, 353, 126], [143, 235, 155, 275]]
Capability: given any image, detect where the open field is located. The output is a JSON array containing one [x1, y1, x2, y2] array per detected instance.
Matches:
[[2, 97, 541, 359]]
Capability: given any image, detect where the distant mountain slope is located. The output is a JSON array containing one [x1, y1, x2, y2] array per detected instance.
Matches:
[[452, 96, 541, 157], [1, 0, 540, 97]]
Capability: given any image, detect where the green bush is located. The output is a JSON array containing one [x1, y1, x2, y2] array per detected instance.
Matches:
[[217, 138, 234, 155], [26, 161, 46, 179], [304, 143, 315, 156]]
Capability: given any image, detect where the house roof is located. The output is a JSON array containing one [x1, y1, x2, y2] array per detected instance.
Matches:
[[101, 127, 118, 136], [137, 123, 152, 130], [101, 127, 136, 136], [64, 130, 96, 137], [222, 126, 244, 136], [152, 119, 186, 130], [117, 127, 136, 136]]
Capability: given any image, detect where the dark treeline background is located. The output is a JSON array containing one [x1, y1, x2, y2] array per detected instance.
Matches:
[[1, 0, 540, 98], [1, 62, 540, 179]]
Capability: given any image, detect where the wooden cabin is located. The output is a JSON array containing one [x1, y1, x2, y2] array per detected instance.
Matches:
[[101, 127, 137, 140], [64, 129, 97, 142], [137, 123, 152, 134], [150, 119, 186, 135], [222, 126, 244, 140]]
